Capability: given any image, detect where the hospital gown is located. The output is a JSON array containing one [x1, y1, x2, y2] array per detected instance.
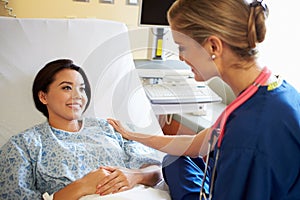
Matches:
[[0, 118, 162, 200]]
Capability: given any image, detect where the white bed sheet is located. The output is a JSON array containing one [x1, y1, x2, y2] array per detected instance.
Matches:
[[80, 185, 170, 200]]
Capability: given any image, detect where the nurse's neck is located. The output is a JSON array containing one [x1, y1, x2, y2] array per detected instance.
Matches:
[[223, 65, 262, 96]]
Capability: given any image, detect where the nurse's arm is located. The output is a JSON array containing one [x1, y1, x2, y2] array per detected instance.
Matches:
[[108, 118, 213, 158]]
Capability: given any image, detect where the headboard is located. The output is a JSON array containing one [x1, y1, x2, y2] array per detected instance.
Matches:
[[0, 17, 162, 147]]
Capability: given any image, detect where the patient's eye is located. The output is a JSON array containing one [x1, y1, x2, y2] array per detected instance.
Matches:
[[79, 86, 85, 92], [62, 85, 72, 91]]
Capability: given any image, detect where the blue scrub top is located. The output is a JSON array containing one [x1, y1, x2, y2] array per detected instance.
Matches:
[[211, 80, 300, 199]]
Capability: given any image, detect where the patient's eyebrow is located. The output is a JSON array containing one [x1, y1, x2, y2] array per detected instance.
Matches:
[[58, 81, 73, 86], [58, 81, 85, 86]]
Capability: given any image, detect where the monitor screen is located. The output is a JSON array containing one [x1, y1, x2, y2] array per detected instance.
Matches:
[[138, 0, 176, 27]]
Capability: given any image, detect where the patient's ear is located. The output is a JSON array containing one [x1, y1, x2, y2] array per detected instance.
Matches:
[[38, 91, 48, 105]]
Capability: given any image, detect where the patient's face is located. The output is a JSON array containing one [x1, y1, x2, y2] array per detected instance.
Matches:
[[41, 69, 88, 124]]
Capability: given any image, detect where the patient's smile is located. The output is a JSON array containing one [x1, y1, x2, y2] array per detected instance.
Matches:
[[67, 103, 82, 110]]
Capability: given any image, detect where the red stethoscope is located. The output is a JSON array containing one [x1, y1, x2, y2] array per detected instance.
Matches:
[[200, 67, 272, 199]]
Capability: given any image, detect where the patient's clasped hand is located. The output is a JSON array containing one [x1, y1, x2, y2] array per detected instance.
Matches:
[[0, 59, 164, 200]]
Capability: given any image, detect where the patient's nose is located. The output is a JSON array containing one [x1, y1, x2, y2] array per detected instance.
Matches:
[[72, 88, 82, 99]]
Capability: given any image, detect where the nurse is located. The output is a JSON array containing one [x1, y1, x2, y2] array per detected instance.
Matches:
[[108, 0, 300, 199]]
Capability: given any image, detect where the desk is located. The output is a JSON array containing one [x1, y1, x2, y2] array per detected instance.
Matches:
[[173, 102, 226, 132], [134, 59, 227, 134], [134, 59, 221, 114], [150, 102, 209, 115]]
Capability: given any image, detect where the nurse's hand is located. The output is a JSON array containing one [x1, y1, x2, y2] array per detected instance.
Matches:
[[107, 118, 131, 140]]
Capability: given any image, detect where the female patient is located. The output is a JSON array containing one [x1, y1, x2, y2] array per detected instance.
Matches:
[[0, 59, 162, 200]]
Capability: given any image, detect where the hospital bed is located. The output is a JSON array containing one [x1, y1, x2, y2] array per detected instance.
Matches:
[[0, 17, 170, 199]]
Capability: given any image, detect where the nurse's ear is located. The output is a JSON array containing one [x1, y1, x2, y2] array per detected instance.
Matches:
[[38, 91, 48, 105], [203, 35, 223, 59]]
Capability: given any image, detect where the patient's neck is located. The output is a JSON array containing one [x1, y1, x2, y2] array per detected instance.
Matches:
[[48, 118, 82, 132]]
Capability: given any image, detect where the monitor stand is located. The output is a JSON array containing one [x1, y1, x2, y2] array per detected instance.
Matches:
[[148, 27, 166, 60]]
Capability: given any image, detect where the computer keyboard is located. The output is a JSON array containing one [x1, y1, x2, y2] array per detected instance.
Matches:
[[143, 82, 222, 104]]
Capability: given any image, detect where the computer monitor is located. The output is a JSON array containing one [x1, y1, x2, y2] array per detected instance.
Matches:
[[138, 0, 176, 27], [138, 0, 176, 60]]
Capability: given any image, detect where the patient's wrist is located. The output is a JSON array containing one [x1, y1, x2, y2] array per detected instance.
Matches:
[[53, 179, 90, 200]]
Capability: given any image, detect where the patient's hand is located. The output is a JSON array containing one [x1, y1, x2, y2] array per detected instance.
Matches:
[[96, 166, 136, 195], [53, 167, 111, 199], [107, 118, 131, 140], [80, 167, 111, 192]]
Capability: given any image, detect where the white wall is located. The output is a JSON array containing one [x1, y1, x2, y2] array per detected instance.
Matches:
[[257, 0, 300, 90], [1, 0, 299, 89]]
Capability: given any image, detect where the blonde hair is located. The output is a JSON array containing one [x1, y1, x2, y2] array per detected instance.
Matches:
[[168, 0, 268, 59]]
